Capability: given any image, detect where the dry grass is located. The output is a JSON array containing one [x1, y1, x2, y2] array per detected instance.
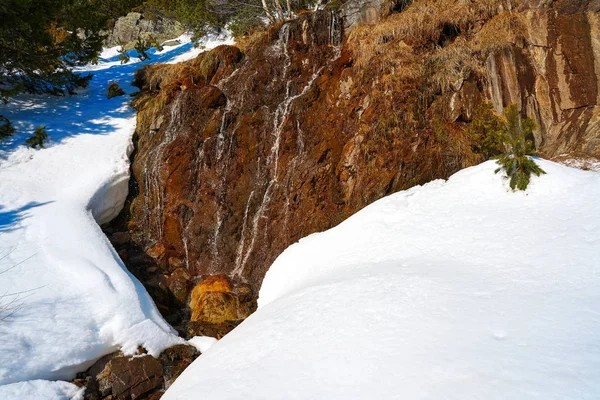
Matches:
[[426, 37, 486, 95], [236, 21, 285, 53], [474, 11, 528, 54], [348, 0, 521, 68], [344, 0, 531, 117]]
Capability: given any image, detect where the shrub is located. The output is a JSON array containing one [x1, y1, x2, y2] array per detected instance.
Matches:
[[25, 126, 49, 148], [150, 35, 164, 52], [495, 104, 545, 191], [134, 36, 152, 62], [0, 116, 15, 140], [467, 102, 505, 159], [117, 42, 131, 64]]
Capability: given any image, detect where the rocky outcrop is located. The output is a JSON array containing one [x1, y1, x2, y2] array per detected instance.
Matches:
[[105, 12, 184, 49], [339, 0, 410, 29], [108, 1, 600, 340], [484, 0, 600, 157], [73, 345, 199, 399], [115, 8, 478, 312]]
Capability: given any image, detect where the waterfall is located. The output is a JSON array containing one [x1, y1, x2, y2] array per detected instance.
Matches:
[[232, 22, 341, 278], [143, 92, 185, 241]]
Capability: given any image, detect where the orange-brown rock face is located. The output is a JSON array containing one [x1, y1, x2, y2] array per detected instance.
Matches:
[[486, 0, 600, 157], [117, 3, 600, 330], [126, 11, 476, 298]]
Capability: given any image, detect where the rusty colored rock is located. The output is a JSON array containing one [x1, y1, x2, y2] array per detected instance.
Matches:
[[110, 232, 131, 246], [192, 274, 233, 294], [113, 4, 600, 343], [147, 243, 166, 260], [189, 275, 255, 326]]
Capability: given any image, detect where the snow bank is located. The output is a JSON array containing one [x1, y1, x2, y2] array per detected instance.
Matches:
[[0, 380, 84, 400], [164, 160, 600, 399], [188, 336, 218, 353], [166, 30, 234, 64], [0, 34, 232, 389]]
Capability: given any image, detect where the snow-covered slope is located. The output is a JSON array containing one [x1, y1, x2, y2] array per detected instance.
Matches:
[[164, 160, 600, 400], [0, 33, 231, 395]]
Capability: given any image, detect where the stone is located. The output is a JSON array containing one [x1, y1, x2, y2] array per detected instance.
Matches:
[[158, 344, 200, 387], [147, 243, 166, 260], [340, 0, 393, 30], [109, 355, 163, 400], [118, 3, 600, 345], [193, 274, 233, 294], [105, 12, 184, 50], [190, 291, 242, 324], [162, 39, 181, 47], [110, 232, 131, 246], [107, 82, 125, 99], [197, 86, 227, 108], [187, 275, 256, 335]]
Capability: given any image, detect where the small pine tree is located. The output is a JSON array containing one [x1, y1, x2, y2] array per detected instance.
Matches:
[[0, 116, 15, 140], [134, 36, 152, 62], [25, 126, 49, 148], [495, 104, 545, 191], [117, 42, 131, 65], [149, 35, 164, 52]]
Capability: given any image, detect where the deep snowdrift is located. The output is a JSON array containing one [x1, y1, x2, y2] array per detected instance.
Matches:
[[164, 160, 600, 399], [0, 32, 232, 396]]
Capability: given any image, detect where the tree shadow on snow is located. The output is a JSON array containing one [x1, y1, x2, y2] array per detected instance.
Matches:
[[0, 202, 54, 233], [0, 41, 200, 154]]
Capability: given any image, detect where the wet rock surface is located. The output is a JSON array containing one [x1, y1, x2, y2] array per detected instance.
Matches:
[[103, 0, 600, 358]]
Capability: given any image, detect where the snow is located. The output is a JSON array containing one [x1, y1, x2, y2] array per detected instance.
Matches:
[[166, 30, 234, 64], [0, 380, 84, 400], [0, 33, 232, 391], [188, 336, 218, 353], [164, 159, 600, 400]]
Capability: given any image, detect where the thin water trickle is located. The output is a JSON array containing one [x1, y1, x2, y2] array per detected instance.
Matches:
[[143, 91, 185, 240], [232, 23, 341, 278]]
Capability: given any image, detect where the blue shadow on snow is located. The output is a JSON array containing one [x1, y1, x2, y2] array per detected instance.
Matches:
[[0, 202, 55, 233], [0, 42, 198, 154]]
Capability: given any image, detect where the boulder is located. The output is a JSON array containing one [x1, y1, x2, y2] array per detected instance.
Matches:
[[110, 355, 163, 399], [188, 275, 257, 337], [105, 12, 184, 50], [340, 0, 395, 30], [107, 82, 125, 99], [158, 344, 200, 388], [78, 352, 164, 400]]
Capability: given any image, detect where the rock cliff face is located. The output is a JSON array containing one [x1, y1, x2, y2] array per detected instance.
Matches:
[[485, 0, 600, 156], [111, 0, 600, 333]]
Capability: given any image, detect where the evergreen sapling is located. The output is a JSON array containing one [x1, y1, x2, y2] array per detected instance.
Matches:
[[26, 126, 49, 148], [494, 104, 545, 191]]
